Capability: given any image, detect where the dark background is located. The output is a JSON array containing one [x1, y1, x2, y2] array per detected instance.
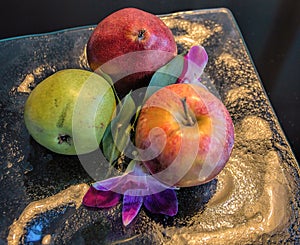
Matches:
[[1, 0, 299, 161]]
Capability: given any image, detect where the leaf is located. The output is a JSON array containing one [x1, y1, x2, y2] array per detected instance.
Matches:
[[144, 54, 184, 101], [124, 159, 137, 173], [102, 92, 136, 164]]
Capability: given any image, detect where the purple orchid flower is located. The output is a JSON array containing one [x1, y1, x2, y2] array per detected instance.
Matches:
[[177, 45, 208, 84], [82, 162, 178, 226]]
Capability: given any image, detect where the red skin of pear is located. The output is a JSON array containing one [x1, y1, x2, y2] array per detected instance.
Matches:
[[135, 84, 234, 187], [87, 8, 177, 97]]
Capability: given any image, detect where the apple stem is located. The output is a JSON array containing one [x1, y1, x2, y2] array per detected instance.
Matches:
[[180, 97, 194, 126]]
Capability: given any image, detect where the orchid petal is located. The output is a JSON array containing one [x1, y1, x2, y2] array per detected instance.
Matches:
[[145, 174, 178, 194], [177, 45, 208, 84], [122, 193, 143, 226], [92, 163, 150, 195], [93, 175, 127, 192], [128, 163, 178, 195], [144, 189, 178, 216], [93, 173, 149, 195], [82, 186, 121, 208]]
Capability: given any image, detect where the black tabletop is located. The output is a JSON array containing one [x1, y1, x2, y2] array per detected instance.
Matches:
[[1, 0, 299, 161]]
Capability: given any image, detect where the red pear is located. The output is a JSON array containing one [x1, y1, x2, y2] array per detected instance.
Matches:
[[87, 8, 177, 97]]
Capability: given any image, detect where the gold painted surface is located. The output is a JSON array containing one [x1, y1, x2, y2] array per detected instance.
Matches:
[[7, 183, 89, 245], [162, 18, 215, 46], [79, 44, 89, 70], [225, 86, 253, 103], [216, 53, 239, 68], [41, 234, 52, 244], [239, 116, 273, 140], [17, 74, 34, 93]]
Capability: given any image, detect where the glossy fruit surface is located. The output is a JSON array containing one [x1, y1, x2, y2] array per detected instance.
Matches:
[[24, 69, 116, 155], [87, 8, 177, 97], [135, 83, 234, 187]]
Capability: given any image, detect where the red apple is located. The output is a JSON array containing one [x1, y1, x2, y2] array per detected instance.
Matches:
[[87, 8, 177, 97], [135, 83, 234, 187]]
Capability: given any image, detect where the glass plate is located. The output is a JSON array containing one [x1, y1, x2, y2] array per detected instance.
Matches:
[[0, 8, 299, 245]]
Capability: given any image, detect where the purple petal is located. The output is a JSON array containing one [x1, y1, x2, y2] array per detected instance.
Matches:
[[177, 45, 208, 84], [92, 164, 149, 195], [93, 175, 126, 192], [186, 45, 208, 68], [122, 193, 143, 226], [144, 189, 178, 216], [82, 186, 121, 208]]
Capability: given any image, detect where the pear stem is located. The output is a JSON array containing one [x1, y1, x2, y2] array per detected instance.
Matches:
[[180, 97, 194, 126], [137, 29, 146, 41]]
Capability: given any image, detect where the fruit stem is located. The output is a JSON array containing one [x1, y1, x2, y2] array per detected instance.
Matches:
[[137, 29, 146, 41], [180, 97, 195, 126]]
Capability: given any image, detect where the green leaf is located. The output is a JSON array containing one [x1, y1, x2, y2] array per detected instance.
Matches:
[[144, 54, 184, 101], [125, 159, 137, 173], [102, 54, 185, 164], [102, 92, 136, 164]]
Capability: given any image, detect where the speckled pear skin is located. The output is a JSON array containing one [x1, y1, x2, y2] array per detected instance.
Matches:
[[24, 69, 116, 155], [0, 9, 298, 245]]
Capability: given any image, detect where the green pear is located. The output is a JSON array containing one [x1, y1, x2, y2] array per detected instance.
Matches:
[[24, 69, 116, 155]]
